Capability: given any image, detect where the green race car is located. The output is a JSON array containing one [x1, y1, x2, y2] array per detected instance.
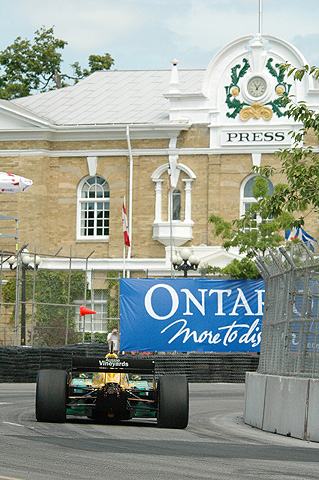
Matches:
[[35, 354, 189, 429]]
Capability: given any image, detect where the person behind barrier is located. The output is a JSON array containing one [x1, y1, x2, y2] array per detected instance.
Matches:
[[107, 326, 120, 353]]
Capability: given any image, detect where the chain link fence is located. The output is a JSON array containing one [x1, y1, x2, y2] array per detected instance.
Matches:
[[0, 249, 124, 347], [256, 242, 319, 378], [0, 249, 260, 383]]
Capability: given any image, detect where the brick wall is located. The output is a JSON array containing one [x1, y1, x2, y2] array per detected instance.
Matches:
[[0, 127, 318, 257]]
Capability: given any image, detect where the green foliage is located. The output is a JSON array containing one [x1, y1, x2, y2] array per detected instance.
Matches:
[[2, 276, 16, 325], [2, 268, 122, 346], [71, 53, 114, 81], [84, 332, 108, 344], [3, 276, 15, 303], [281, 63, 319, 82], [206, 258, 261, 279], [104, 271, 120, 321], [0, 26, 114, 99], [220, 258, 261, 279], [209, 176, 295, 260], [211, 64, 319, 278], [253, 64, 319, 223], [209, 176, 296, 278], [32, 270, 85, 346]]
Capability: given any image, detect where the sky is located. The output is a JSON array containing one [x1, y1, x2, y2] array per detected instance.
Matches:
[[0, 0, 319, 74]]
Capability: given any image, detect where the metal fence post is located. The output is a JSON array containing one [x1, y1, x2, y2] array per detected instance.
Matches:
[[65, 247, 72, 345]]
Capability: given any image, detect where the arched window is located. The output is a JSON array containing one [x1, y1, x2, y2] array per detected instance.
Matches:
[[240, 174, 274, 231], [77, 175, 110, 239], [172, 188, 181, 220], [151, 163, 196, 246]]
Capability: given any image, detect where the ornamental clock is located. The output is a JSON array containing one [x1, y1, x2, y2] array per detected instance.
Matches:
[[225, 57, 292, 119], [247, 76, 267, 98]]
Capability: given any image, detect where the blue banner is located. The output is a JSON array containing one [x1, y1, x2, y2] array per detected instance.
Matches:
[[120, 278, 264, 352]]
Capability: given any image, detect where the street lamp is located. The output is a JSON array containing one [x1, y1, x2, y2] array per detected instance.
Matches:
[[172, 248, 200, 277], [8, 248, 41, 345]]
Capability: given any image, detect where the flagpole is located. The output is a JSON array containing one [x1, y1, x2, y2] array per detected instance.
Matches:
[[126, 126, 133, 278], [123, 199, 126, 278], [122, 197, 130, 278], [169, 173, 174, 278], [258, 0, 263, 35]]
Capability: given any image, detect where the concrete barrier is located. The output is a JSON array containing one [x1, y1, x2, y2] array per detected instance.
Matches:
[[307, 380, 319, 442], [244, 372, 319, 442], [243, 372, 266, 429]]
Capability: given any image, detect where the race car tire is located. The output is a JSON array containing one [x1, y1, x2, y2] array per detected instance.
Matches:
[[157, 374, 189, 429], [36, 369, 67, 423]]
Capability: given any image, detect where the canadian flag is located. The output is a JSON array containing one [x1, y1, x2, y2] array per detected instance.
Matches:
[[122, 199, 130, 247]]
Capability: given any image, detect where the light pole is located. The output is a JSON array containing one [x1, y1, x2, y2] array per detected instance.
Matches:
[[8, 248, 41, 345], [171, 248, 200, 277]]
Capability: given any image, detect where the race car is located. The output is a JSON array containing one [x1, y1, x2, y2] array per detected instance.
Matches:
[[35, 351, 189, 429]]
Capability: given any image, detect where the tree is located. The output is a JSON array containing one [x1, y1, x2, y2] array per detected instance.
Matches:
[[209, 65, 319, 278], [0, 26, 114, 99], [209, 176, 295, 278], [209, 176, 294, 258], [254, 64, 319, 223], [71, 53, 115, 79]]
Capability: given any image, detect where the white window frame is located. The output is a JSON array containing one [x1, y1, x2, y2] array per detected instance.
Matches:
[[76, 175, 110, 240], [75, 291, 108, 333], [172, 188, 181, 220], [240, 174, 274, 231], [152, 163, 196, 223]]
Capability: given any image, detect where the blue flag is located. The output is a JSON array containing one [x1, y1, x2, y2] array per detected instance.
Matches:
[[285, 227, 317, 252]]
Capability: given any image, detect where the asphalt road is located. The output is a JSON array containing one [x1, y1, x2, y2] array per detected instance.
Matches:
[[1, 383, 319, 480]]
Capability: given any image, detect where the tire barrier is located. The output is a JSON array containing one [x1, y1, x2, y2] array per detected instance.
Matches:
[[0, 345, 259, 383]]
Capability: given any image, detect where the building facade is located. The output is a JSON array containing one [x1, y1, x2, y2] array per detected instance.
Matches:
[[0, 32, 318, 277]]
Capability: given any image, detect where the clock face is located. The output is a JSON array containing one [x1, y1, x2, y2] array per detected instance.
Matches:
[[247, 76, 267, 98]]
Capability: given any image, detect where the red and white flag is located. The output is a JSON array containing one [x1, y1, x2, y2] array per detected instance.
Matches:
[[122, 198, 130, 247], [0, 171, 33, 193]]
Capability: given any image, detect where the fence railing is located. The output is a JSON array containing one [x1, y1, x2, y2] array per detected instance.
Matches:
[[256, 242, 319, 378], [0, 250, 123, 347]]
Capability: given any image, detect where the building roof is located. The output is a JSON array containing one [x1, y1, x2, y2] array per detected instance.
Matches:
[[11, 69, 205, 126]]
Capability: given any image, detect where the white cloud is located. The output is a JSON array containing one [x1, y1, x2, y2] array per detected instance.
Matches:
[[166, 0, 319, 54], [16, 0, 152, 50], [166, 4, 257, 53], [0, 0, 319, 70]]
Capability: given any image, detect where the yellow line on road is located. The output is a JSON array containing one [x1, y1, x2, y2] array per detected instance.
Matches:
[[0, 475, 26, 480]]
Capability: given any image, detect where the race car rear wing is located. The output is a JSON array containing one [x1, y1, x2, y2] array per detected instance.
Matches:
[[71, 356, 155, 374]]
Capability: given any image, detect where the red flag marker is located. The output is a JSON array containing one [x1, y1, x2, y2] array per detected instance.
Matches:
[[80, 306, 96, 316]]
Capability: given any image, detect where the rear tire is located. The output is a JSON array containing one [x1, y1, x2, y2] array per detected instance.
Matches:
[[157, 375, 189, 429], [36, 369, 67, 423]]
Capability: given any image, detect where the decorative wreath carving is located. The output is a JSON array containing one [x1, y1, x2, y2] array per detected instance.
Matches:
[[225, 57, 292, 120], [239, 103, 273, 121]]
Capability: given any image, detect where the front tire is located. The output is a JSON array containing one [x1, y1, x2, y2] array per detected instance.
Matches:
[[157, 375, 189, 429], [36, 369, 67, 423]]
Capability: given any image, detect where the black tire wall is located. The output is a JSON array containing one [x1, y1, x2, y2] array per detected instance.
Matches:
[[0, 345, 259, 383]]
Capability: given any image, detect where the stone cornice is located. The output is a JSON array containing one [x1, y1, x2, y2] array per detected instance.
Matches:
[[0, 122, 191, 143], [1, 145, 316, 157]]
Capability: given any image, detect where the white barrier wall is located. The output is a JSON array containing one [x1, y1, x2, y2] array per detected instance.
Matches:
[[244, 372, 319, 442]]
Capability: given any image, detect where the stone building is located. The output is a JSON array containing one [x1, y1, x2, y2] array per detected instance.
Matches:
[[0, 32, 318, 277]]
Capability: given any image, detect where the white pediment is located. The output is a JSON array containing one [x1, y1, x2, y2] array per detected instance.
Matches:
[[167, 34, 319, 152], [165, 245, 244, 269], [0, 101, 49, 130]]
